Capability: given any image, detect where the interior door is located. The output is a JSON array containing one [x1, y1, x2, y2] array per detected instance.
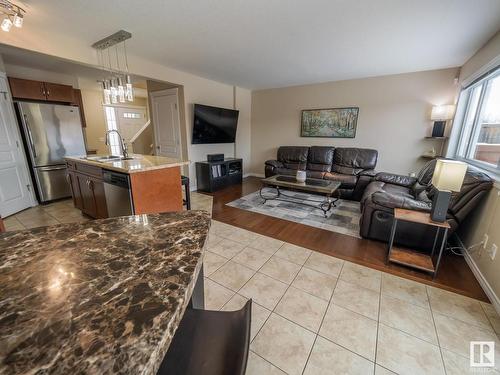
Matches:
[[0, 75, 34, 217], [151, 89, 181, 159]]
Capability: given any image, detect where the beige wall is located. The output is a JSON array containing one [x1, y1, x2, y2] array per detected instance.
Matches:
[[454, 31, 500, 308], [250, 68, 459, 176]]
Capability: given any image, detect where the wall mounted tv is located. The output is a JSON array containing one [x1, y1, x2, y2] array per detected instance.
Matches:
[[192, 104, 239, 144]]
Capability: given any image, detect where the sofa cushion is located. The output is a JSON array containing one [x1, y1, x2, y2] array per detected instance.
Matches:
[[277, 146, 309, 170], [324, 172, 357, 188], [275, 167, 298, 177], [307, 146, 334, 172], [307, 170, 327, 179], [332, 148, 378, 175]]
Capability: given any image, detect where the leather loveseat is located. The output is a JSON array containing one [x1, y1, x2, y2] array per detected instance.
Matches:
[[265, 146, 378, 200], [360, 159, 493, 249]]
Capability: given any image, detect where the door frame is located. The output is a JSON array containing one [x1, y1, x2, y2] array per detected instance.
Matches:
[[0, 71, 37, 216], [150, 88, 182, 159]]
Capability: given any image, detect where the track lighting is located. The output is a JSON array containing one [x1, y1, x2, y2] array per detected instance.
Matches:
[[1, 17, 12, 32], [0, 1, 25, 32]]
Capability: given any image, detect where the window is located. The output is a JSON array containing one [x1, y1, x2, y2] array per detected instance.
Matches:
[[104, 106, 122, 156], [455, 69, 500, 175], [123, 112, 141, 119]]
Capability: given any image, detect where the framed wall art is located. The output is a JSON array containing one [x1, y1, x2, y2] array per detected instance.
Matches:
[[301, 107, 359, 138]]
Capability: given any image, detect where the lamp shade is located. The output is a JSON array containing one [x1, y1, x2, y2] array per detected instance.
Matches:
[[431, 105, 455, 121], [431, 159, 467, 192]]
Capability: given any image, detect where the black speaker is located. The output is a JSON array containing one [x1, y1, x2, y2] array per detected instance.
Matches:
[[432, 121, 446, 137], [207, 154, 224, 162], [430, 190, 451, 222]]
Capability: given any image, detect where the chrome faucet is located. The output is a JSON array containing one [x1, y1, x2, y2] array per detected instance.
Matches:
[[105, 130, 129, 159]]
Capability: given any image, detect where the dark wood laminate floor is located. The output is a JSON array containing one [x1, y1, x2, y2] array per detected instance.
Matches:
[[201, 176, 488, 302]]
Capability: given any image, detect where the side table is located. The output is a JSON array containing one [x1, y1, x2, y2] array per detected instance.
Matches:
[[386, 208, 450, 279]]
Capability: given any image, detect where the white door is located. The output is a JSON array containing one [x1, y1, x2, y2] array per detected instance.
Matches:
[[0, 75, 34, 217], [151, 89, 181, 158]]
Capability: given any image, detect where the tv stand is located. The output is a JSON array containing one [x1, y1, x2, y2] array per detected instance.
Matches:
[[195, 158, 243, 192]]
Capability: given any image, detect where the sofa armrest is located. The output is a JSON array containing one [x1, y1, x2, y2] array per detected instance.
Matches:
[[360, 169, 377, 177], [265, 160, 284, 168], [372, 192, 431, 212], [375, 172, 417, 187]]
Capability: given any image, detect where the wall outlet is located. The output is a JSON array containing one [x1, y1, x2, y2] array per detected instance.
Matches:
[[483, 234, 489, 249], [490, 244, 498, 261]]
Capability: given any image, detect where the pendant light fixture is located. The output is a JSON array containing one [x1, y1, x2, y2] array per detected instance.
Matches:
[[0, 0, 25, 33], [92, 30, 135, 104]]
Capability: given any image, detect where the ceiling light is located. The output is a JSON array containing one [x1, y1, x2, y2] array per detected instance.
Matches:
[[0, 1, 25, 32], [1, 17, 12, 32], [13, 12, 22, 27]]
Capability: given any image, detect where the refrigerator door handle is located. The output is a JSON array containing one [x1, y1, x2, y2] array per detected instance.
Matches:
[[23, 114, 37, 159], [38, 166, 67, 172]]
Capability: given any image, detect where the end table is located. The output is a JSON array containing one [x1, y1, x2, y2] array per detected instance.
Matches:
[[386, 208, 450, 279]]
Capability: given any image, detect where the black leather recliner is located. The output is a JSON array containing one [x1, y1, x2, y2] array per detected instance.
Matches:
[[360, 159, 493, 249], [265, 146, 378, 200]]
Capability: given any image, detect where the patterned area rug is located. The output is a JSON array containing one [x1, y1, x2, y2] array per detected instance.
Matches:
[[226, 188, 361, 238]]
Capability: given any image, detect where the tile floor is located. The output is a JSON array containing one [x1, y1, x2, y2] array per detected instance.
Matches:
[[4, 195, 500, 374], [206, 220, 500, 375]]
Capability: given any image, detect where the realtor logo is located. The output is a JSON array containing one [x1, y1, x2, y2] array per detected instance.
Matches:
[[470, 341, 495, 368]]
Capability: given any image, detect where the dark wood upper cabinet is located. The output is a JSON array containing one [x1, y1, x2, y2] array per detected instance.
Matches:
[[8, 77, 75, 103], [8, 77, 46, 101]]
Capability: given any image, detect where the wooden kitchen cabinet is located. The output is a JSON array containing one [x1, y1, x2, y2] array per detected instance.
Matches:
[[9, 77, 75, 103], [66, 161, 108, 219], [71, 89, 87, 127]]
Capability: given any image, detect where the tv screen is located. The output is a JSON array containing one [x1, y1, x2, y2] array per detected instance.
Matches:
[[192, 104, 239, 144]]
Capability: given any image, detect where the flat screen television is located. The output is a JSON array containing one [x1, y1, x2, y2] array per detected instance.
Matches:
[[192, 104, 239, 144]]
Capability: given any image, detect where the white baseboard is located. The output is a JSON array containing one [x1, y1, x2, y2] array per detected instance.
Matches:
[[458, 236, 500, 314]]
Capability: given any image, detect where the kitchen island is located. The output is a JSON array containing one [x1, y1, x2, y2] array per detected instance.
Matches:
[[65, 154, 189, 219], [0, 211, 210, 374]]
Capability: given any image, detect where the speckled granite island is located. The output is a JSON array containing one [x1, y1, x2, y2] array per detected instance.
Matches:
[[0, 211, 210, 375]]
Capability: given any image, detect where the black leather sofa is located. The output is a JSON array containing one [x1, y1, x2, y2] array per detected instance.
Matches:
[[360, 159, 493, 249], [265, 146, 378, 200]]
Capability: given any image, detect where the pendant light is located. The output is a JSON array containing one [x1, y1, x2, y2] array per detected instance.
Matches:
[[1, 1, 25, 33], [123, 40, 134, 102]]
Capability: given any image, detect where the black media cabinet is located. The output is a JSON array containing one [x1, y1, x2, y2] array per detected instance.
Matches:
[[195, 158, 243, 192]]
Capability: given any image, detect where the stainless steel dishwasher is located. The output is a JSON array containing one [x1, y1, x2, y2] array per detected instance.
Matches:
[[103, 170, 134, 217]]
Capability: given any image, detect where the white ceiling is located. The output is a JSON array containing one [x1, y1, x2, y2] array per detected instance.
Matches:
[[9, 0, 500, 89]]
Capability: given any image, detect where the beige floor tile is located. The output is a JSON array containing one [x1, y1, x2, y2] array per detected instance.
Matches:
[[319, 303, 377, 361], [207, 237, 246, 258], [433, 313, 500, 365], [227, 228, 258, 245], [303, 336, 374, 375], [428, 286, 492, 331], [274, 243, 312, 265], [304, 252, 344, 277], [251, 313, 316, 375], [292, 267, 337, 301], [481, 302, 500, 335], [21, 218, 60, 228], [203, 278, 234, 310], [260, 256, 301, 284], [250, 234, 284, 255], [57, 215, 89, 224], [209, 260, 255, 291], [331, 280, 380, 320], [239, 272, 288, 310], [203, 251, 228, 276], [340, 262, 381, 292], [222, 294, 272, 340], [442, 348, 500, 375], [233, 246, 272, 270], [206, 233, 224, 248], [379, 294, 438, 345], [209, 220, 236, 238], [246, 351, 286, 375], [275, 287, 328, 332], [376, 324, 445, 375], [3, 216, 25, 231], [375, 365, 397, 374], [381, 273, 429, 309]]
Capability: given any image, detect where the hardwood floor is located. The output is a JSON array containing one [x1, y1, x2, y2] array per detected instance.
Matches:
[[202, 176, 489, 302]]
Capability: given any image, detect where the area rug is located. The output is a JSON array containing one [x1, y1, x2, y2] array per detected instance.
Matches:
[[226, 188, 361, 238]]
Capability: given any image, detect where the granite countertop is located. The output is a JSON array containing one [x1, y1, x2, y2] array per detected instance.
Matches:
[[0, 211, 210, 375], [65, 154, 189, 174]]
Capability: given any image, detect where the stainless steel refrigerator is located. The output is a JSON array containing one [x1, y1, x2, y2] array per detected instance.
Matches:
[[16, 102, 86, 202]]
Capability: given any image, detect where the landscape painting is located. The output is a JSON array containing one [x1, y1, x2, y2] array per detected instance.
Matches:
[[301, 107, 359, 138]]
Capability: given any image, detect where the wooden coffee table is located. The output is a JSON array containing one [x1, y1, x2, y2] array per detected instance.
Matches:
[[260, 175, 341, 217]]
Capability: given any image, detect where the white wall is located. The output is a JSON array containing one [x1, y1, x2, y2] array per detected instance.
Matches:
[[250, 68, 460, 175]]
